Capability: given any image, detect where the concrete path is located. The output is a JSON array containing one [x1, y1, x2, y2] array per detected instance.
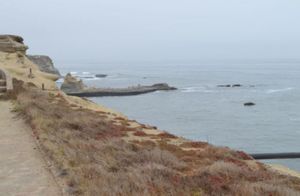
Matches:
[[0, 101, 61, 196]]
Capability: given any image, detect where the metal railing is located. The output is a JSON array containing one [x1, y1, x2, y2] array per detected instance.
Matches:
[[250, 152, 300, 160]]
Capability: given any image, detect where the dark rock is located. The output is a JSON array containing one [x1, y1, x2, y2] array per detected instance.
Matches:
[[151, 83, 177, 90], [95, 74, 107, 78], [217, 84, 243, 88], [27, 55, 61, 76], [217, 84, 231, 87], [244, 102, 255, 106]]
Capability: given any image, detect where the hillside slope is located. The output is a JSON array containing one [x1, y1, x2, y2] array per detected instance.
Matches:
[[0, 36, 300, 195]]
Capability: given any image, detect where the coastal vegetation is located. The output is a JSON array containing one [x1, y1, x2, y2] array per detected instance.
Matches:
[[8, 79, 300, 195]]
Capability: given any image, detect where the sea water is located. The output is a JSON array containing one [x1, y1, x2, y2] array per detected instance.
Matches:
[[56, 60, 300, 171]]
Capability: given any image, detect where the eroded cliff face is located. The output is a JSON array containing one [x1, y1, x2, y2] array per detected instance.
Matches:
[[27, 55, 61, 76], [0, 35, 60, 77], [0, 35, 28, 55], [0, 34, 60, 89]]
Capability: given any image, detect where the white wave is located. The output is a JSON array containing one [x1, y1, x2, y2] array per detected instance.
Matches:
[[79, 75, 94, 78], [56, 78, 64, 83], [84, 77, 101, 81], [82, 72, 91, 75], [181, 87, 216, 93], [290, 118, 300, 122], [70, 71, 78, 75], [266, 87, 294, 94]]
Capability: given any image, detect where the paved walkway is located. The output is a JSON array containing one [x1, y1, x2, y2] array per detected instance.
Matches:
[[0, 101, 61, 196]]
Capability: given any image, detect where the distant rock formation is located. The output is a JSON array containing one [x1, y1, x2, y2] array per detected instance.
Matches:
[[61, 73, 87, 93], [61, 74, 177, 97], [0, 35, 28, 55], [217, 84, 231, 88], [217, 84, 243, 88], [27, 55, 61, 76], [95, 74, 107, 78], [244, 102, 255, 106], [151, 83, 177, 90]]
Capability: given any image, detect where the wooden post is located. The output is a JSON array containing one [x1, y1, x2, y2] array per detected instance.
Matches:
[[42, 83, 45, 90]]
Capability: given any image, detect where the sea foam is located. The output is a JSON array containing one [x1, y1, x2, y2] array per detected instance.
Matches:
[[266, 87, 294, 94]]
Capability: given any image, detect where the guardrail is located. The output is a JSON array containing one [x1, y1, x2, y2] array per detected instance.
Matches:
[[250, 152, 300, 160]]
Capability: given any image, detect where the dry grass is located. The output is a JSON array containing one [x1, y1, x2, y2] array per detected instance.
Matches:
[[180, 141, 209, 148], [9, 79, 300, 196]]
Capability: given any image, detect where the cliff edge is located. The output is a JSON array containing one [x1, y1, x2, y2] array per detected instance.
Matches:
[[27, 55, 61, 76]]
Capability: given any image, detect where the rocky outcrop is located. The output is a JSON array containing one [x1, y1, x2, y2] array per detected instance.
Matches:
[[217, 84, 243, 88], [27, 55, 61, 76], [61, 74, 177, 97], [150, 83, 177, 90], [61, 73, 87, 93], [217, 84, 231, 88], [244, 102, 255, 106], [232, 84, 242, 87], [95, 74, 107, 78], [0, 35, 28, 55]]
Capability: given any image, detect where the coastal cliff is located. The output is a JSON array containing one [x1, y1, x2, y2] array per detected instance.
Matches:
[[1, 35, 300, 196], [27, 55, 61, 76]]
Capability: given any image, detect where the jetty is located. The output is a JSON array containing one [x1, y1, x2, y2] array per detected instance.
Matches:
[[65, 83, 177, 97], [61, 73, 177, 97]]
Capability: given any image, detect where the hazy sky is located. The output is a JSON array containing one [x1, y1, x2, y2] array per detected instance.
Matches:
[[1, 0, 300, 62]]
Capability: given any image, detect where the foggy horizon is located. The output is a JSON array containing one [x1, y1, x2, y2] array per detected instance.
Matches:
[[1, 0, 300, 62]]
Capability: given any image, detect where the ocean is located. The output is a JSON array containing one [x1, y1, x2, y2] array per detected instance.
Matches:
[[56, 60, 300, 171]]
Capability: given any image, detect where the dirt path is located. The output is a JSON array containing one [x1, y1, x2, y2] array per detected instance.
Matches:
[[0, 101, 61, 196]]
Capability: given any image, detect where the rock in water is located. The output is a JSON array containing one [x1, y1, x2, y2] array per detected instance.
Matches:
[[217, 84, 231, 87], [95, 74, 107, 78], [244, 102, 255, 106], [232, 84, 242, 87], [151, 83, 177, 90], [61, 73, 87, 93], [217, 84, 243, 88], [27, 55, 61, 76]]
